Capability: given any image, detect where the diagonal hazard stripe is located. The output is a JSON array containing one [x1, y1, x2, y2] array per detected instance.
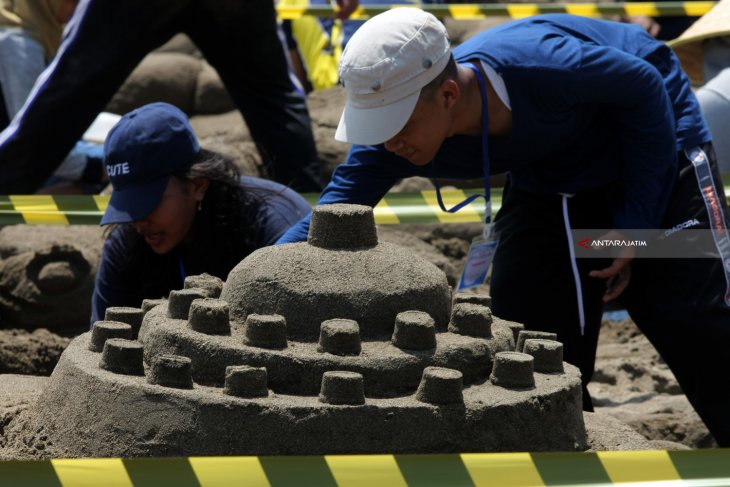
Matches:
[[52, 459, 134, 487], [377, 192, 442, 224], [0, 195, 26, 225], [373, 198, 401, 224], [668, 449, 730, 485], [0, 460, 62, 487], [9, 195, 68, 225], [259, 456, 338, 487], [531, 452, 611, 486], [53, 195, 106, 225], [189, 457, 271, 487], [460, 452, 544, 487], [682, 1, 714, 14], [564, 3, 602, 16], [624, 1, 661, 15], [395, 454, 475, 487], [92, 194, 109, 212], [447, 5, 488, 19], [325, 455, 408, 487], [122, 458, 201, 487], [506, 4, 542, 18], [597, 450, 683, 484]]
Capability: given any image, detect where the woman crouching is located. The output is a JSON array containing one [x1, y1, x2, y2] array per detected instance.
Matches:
[[91, 102, 311, 324]]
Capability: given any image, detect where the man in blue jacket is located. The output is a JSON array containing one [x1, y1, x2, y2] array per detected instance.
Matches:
[[277, 8, 730, 446]]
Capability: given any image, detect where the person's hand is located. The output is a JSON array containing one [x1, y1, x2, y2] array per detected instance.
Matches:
[[335, 0, 358, 19], [587, 230, 634, 302], [589, 257, 632, 302]]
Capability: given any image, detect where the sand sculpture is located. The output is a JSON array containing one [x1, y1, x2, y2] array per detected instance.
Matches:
[[0, 244, 95, 329], [26, 204, 587, 457]]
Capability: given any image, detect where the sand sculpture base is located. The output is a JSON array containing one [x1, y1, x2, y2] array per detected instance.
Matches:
[[29, 328, 586, 457]]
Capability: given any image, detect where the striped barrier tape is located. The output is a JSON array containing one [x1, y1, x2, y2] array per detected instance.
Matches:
[[0, 450, 729, 486], [2, 183, 730, 225], [0, 190, 492, 226], [276, 1, 717, 19]]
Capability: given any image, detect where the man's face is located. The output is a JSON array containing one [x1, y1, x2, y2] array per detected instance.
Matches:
[[383, 95, 450, 166]]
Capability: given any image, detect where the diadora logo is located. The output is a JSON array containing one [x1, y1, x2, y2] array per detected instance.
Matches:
[[663, 218, 701, 238], [106, 162, 130, 177], [578, 238, 590, 249]]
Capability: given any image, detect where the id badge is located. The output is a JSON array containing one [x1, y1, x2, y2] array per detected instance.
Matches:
[[457, 224, 499, 290]]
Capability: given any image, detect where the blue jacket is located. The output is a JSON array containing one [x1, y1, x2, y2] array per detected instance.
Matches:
[[277, 14, 710, 244]]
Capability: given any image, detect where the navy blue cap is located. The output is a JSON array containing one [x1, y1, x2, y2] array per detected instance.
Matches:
[[101, 102, 200, 225]]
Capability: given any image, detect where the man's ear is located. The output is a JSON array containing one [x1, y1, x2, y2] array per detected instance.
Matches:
[[440, 78, 460, 110]]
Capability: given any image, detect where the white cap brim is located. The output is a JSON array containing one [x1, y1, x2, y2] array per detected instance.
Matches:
[[335, 90, 420, 146]]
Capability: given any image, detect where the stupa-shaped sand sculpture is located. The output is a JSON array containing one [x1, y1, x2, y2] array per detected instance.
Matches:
[[27, 204, 587, 457]]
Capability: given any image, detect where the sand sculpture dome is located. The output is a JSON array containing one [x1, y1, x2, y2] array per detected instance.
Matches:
[[221, 203, 452, 340]]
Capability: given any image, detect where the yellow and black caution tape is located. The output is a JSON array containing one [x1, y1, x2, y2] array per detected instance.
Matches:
[[276, 1, 716, 19], [0, 190, 495, 226], [0, 194, 110, 226], [0, 450, 729, 486], [2, 183, 730, 226]]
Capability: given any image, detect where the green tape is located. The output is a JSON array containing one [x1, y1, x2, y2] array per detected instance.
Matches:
[[531, 452, 611, 486], [52, 195, 106, 225], [122, 458, 201, 487], [0, 460, 62, 487], [259, 456, 338, 487], [381, 192, 441, 223], [395, 454, 475, 487], [0, 195, 28, 225], [668, 449, 730, 483]]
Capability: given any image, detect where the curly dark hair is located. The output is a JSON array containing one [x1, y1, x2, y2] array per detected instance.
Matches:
[[173, 148, 263, 277]]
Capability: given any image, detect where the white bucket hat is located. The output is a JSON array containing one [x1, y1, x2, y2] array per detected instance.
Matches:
[[335, 7, 451, 146]]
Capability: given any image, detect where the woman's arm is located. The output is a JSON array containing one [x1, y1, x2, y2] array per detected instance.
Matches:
[[89, 226, 141, 326]]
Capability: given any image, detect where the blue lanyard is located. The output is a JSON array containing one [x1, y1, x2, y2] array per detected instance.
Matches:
[[433, 62, 492, 223]]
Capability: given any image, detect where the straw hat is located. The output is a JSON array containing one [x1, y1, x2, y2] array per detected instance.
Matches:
[[669, 0, 730, 85]]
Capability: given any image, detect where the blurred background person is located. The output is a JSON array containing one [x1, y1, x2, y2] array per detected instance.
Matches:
[[0, 0, 107, 193], [0, 0, 362, 194]]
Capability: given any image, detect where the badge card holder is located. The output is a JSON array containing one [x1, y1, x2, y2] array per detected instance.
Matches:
[[458, 204, 498, 290]]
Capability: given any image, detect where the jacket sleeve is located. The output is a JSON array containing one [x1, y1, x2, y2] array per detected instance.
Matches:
[[559, 41, 678, 229], [275, 145, 411, 243], [90, 227, 140, 327], [249, 183, 314, 246]]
